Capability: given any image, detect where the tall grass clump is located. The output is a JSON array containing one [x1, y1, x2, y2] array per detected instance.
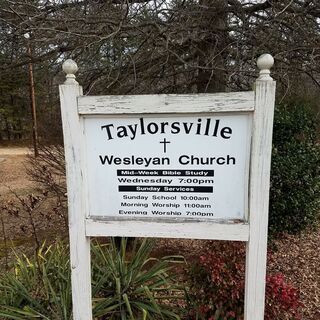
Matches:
[[0, 239, 184, 320], [0, 243, 72, 319], [92, 238, 184, 319]]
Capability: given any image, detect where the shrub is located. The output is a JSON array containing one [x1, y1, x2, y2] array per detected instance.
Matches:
[[91, 238, 184, 319], [269, 103, 320, 234], [0, 239, 184, 320], [265, 274, 302, 320], [26, 144, 66, 200], [185, 241, 302, 320], [0, 242, 72, 319]]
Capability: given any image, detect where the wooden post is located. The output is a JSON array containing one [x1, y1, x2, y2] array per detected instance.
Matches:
[[59, 60, 92, 320], [26, 37, 38, 157], [244, 54, 276, 319]]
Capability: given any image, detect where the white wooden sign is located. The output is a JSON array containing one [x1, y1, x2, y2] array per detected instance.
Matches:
[[84, 114, 251, 220], [59, 54, 276, 320]]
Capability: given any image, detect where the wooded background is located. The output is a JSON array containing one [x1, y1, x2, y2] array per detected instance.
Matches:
[[0, 0, 319, 142]]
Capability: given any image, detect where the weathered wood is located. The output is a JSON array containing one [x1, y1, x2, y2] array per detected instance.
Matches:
[[59, 60, 92, 320], [77, 91, 254, 114], [85, 218, 249, 241], [244, 54, 276, 320]]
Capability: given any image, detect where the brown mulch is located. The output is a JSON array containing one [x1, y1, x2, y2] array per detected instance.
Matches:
[[268, 230, 320, 320]]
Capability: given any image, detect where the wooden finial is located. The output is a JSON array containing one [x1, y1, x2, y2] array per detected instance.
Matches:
[[257, 54, 274, 81], [62, 59, 79, 84]]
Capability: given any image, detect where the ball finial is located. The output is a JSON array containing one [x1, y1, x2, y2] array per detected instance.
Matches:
[[257, 54, 274, 80], [62, 59, 78, 84]]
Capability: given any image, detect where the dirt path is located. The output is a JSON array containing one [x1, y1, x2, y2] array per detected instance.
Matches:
[[0, 148, 36, 196], [0, 147, 30, 156]]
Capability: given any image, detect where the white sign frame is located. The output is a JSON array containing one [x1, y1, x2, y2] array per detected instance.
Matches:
[[59, 54, 276, 320]]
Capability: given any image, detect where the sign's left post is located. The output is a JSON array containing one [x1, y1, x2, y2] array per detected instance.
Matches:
[[59, 60, 92, 320]]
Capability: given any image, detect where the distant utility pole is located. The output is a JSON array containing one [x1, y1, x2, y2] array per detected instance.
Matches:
[[25, 33, 38, 157]]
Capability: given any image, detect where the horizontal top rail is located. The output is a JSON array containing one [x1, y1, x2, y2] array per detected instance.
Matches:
[[77, 92, 254, 115]]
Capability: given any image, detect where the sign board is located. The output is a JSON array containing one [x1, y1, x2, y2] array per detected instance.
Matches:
[[84, 114, 251, 220], [59, 54, 276, 320]]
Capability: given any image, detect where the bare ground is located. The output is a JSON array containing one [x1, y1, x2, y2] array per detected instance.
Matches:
[[0, 147, 67, 265], [0, 147, 35, 196], [0, 147, 319, 319]]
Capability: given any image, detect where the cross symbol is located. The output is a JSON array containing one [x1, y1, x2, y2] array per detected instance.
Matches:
[[160, 138, 171, 153]]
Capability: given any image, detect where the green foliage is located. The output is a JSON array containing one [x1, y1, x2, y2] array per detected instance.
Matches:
[[0, 239, 184, 320], [92, 238, 183, 319], [269, 104, 320, 235], [0, 243, 72, 319]]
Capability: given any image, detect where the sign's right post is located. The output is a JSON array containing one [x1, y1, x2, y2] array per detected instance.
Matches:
[[244, 54, 276, 319]]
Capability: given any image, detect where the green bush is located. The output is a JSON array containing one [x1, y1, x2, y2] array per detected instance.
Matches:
[[269, 104, 320, 235], [0, 239, 184, 320]]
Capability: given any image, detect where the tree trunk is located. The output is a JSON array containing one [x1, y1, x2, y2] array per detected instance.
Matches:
[[197, 0, 227, 93], [4, 117, 11, 140]]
